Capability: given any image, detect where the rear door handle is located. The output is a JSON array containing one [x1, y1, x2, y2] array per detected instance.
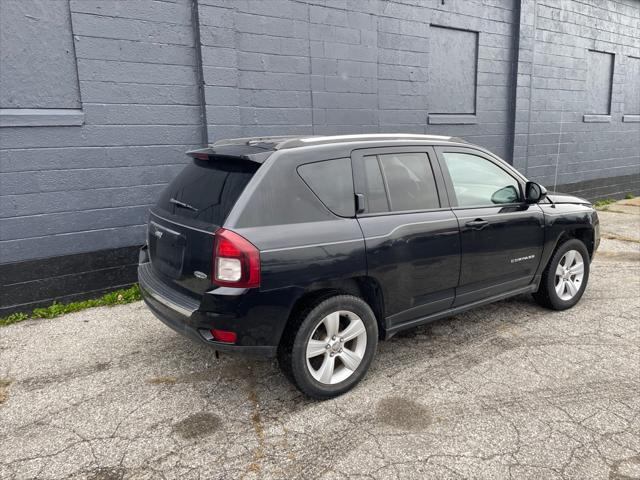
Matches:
[[466, 218, 489, 230]]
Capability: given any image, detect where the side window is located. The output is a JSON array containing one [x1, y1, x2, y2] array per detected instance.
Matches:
[[378, 153, 440, 211], [361, 156, 390, 213], [298, 158, 355, 217], [441, 152, 521, 207]]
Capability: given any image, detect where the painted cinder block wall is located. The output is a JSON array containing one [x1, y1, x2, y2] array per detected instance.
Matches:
[[513, 0, 640, 198], [1, 0, 203, 313], [199, 0, 517, 160], [0, 0, 638, 314]]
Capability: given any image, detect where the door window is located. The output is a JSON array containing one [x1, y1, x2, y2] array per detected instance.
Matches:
[[441, 152, 521, 207], [358, 152, 440, 214], [378, 153, 440, 212], [361, 156, 390, 213]]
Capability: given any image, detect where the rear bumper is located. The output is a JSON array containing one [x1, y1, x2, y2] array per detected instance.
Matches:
[[138, 254, 279, 358]]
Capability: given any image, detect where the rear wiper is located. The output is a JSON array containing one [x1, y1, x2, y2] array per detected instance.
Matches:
[[170, 197, 198, 212]]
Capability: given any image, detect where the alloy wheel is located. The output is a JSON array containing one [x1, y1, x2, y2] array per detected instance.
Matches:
[[306, 310, 368, 385], [554, 249, 585, 301]]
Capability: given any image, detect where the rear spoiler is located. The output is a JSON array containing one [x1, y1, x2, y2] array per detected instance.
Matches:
[[186, 145, 273, 164]]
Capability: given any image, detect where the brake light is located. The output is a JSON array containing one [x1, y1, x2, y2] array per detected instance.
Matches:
[[212, 228, 260, 288]]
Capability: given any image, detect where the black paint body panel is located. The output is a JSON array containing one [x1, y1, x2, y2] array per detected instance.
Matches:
[[536, 203, 600, 272], [452, 204, 545, 305], [358, 211, 460, 325]]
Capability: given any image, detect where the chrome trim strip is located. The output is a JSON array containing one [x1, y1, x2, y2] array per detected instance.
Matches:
[[149, 220, 181, 237], [149, 211, 216, 236]]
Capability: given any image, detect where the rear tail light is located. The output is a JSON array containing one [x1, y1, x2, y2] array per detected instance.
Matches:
[[212, 228, 260, 288]]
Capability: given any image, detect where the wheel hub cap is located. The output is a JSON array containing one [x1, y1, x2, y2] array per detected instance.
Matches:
[[327, 337, 342, 355]]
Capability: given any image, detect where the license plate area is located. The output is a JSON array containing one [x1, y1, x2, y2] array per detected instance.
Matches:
[[149, 221, 186, 278]]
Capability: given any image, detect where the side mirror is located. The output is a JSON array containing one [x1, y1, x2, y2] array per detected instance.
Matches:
[[491, 185, 520, 204], [525, 181, 547, 203]]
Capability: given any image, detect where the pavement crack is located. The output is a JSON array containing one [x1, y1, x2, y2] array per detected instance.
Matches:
[[242, 365, 266, 477]]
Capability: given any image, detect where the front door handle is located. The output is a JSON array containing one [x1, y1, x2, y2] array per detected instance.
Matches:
[[466, 218, 489, 230]]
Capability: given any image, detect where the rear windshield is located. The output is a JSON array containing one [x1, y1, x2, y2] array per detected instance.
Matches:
[[156, 158, 258, 225]]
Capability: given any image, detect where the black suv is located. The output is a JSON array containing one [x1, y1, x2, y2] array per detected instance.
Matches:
[[138, 134, 599, 398]]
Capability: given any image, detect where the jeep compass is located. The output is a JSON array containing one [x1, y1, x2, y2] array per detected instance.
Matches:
[[138, 134, 599, 398]]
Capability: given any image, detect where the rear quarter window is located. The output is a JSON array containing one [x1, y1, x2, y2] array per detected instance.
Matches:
[[297, 158, 355, 217]]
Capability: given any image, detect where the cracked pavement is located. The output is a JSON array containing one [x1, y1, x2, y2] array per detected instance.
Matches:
[[1, 200, 639, 479]]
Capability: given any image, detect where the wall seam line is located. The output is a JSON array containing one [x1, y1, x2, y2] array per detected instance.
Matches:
[[507, 0, 522, 165], [524, 0, 538, 177], [190, 0, 208, 145], [67, 0, 83, 108]]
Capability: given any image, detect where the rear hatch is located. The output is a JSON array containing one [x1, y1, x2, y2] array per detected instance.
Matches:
[[148, 154, 260, 297]]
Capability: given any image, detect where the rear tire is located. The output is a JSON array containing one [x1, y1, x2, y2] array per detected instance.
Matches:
[[533, 238, 590, 310], [278, 294, 378, 399]]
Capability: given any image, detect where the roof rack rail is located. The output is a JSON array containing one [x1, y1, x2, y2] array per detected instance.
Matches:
[[275, 133, 463, 150], [209, 133, 468, 151]]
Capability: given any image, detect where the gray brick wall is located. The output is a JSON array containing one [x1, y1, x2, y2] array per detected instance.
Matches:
[[200, 0, 518, 160], [1, 0, 202, 263], [512, 0, 640, 193], [1, 0, 639, 268]]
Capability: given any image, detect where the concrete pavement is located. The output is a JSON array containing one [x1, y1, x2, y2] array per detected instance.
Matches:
[[1, 201, 639, 480]]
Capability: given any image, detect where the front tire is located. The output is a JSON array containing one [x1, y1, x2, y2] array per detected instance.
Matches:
[[533, 238, 590, 310], [278, 294, 378, 399]]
